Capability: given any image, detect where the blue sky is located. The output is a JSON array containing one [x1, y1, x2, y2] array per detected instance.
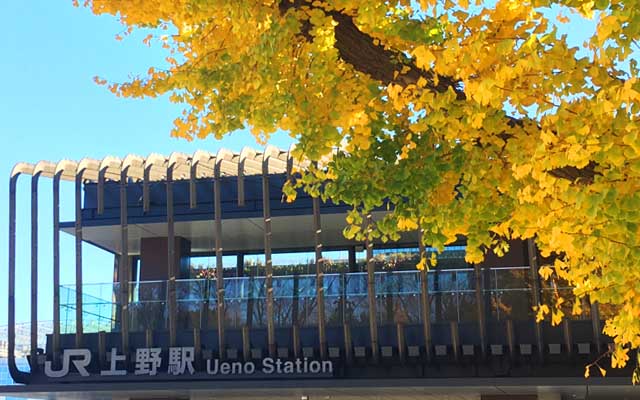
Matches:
[[0, 1, 293, 325]]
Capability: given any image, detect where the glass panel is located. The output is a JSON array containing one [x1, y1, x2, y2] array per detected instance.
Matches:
[[295, 274, 318, 327], [489, 267, 533, 321], [224, 276, 267, 329], [375, 271, 421, 325], [344, 272, 369, 326], [129, 281, 166, 332], [176, 279, 208, 330], [428, 269, 477, 322], [324, 273, 344, 327], [59, 283, 120, 334], [540, 286, 591, 320], [272, 275, 294, 327], [189, 255, 238, 278], [205, 279, 218, 330], [322, 250, 351, 274]]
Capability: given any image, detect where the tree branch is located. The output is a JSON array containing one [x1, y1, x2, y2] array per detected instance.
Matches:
[[279, 1, 598, 184]]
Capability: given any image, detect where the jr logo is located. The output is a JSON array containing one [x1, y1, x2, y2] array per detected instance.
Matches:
[[44, 349, 91, 378]]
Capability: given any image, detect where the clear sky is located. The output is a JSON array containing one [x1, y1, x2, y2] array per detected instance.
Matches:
[[0, 2, 605, 328], [0, 1, 293, 325]]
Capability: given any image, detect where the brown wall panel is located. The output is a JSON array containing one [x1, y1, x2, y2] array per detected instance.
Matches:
[[139, 237, 191, 281]]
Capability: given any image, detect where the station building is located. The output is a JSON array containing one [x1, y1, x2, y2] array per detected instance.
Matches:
[[2, 146, 640, 400]]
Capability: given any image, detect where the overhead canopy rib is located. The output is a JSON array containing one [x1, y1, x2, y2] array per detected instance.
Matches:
[[11, 146, 307, 183]]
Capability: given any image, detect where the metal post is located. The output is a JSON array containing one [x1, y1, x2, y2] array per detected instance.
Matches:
[[189, 163, 197, 209], [8, 174, 30, 383], [30, 173, 39, 371], [418, 230, 432, 362], [450, 320, 460, 362], [142, 166, 151, 213], [167, 167, 177, 347], [591, 300, 602, 354], [474, 263, 487, 359], [52, 171, 61, 365], [313, 196, 327, 359], [397, 322, 406, 361], [97, 169, 105, 215], [262, 163, 276, 358], [214, 164, 225, 359], [527, 238, 544, 363], [119, 169, 130, 356], [506, 319, 515, 361], [348, 247, 357, 272], [563, 319, 573, 357], [74, 173, 84, 348], [365, 215, 379, 362]]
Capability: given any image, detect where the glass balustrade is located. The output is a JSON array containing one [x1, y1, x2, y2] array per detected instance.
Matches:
[[488, 266, 533, 321], [175, 279, 209, 330], [129, 280, 166, 332], [60, 282, 120, 334], [224, 276, 267, 329], [58, 266, 588, 334], [429, 268, 477, 322], [375, 270, 422, 325]]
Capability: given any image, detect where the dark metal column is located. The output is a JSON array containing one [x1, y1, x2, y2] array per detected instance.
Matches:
[[591, 300, 602, 354], [262, 160, 276, 358], [119, 168, 130, 356], [74, 172, 84, 348], [189, 162, 198, 209], [167, 166, 177, 347], [313, 197, 327, 359], [143, 166, 151, 213], [52, 171, 61, 365], [348, 247, 357, 272], [418, 230, 432, 362], [30, 173, 40, 371], [97, 169, 105, 215], [365, 215, 379, 362], [474, 263, 487, 359], [214, 161, 225, 359], [527, 238, 544, 363], [8, 172, 30, 383]]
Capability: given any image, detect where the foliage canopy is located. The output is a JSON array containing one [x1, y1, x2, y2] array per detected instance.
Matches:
[[80, 0, 640, 377]]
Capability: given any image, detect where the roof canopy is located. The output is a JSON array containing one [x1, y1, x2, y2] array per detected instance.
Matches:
[[11, 145, 309, 182]]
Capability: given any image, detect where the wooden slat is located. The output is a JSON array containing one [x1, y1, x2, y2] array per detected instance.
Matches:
[[474, 264, 487, 359], [167, 168, 177, 347], [119, 169, 130, 357], [418, 230, 432, 362], [365, 215, 379, 362], [214, 166, 226, 359], [527, 238, 544, 363], [313, 197, 327, 360], [262, 170, 276, 358]]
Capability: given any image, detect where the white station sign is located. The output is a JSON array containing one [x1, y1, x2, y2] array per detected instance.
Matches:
[[44, 347, 333, 378]]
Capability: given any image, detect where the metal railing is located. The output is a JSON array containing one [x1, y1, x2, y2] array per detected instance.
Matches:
[[58, 267, 549, 334]]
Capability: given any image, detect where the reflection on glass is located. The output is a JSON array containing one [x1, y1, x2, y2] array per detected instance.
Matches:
[[60, 283, 120, 334], [489, 267, 533, 321], [375, 271, 421, 325], [56, 263, 589, 334], [429, 269, 477, 322], [129, 281, 166, 332], [344, 273, 369, 326]]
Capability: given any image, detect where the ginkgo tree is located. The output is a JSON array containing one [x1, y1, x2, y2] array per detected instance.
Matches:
[[78, 0, 640, 378]]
